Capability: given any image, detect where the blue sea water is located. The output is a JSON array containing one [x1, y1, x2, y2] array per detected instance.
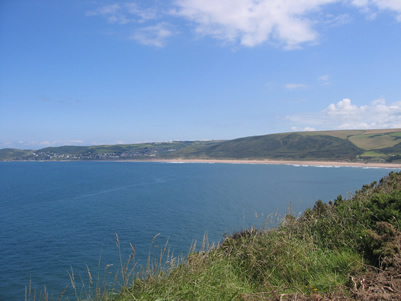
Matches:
[[0, 161, 399, 300]]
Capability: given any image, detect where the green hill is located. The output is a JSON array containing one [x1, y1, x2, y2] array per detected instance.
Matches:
[[0, 148, 32, 160], [168, 129, 401, 162], [39, 146, 89, 154], [170, 132, 363, 160], [1, 129, 401, 162]]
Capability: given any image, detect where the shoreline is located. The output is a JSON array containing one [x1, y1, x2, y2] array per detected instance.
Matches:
[[3, 159, 401, 169], [139, 158, 401, 169]]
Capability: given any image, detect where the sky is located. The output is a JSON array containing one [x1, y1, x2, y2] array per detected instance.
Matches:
[[1, 0, 401, 149]]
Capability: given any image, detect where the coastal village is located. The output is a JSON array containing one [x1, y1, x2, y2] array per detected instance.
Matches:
[[28, 147, 178, 161]]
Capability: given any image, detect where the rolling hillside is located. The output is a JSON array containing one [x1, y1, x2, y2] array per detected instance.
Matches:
[[1, 129, 401, 162], [0, 148, 32, 161], [170, 132, 362, 160]]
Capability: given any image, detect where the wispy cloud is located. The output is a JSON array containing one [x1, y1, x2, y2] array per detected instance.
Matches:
[[290, 126, 317, 131], [86, 4, 129, 24], [285, 83, 308, 90], [130, 23, 174, 47], [38, 140, 86, 147], [286, 98, 401, 130], [125, 3, 158, 23], [1, 139, 88, 149], [86, 3, 157, 24], [352, 0, 401, 21], [39, 95, 82, 104], [41, 96, 51, 102], [86, 3, 175, 46], [87, 1, 401, 48], [318, 74, 330, 85], [323, 13, 352, 27]]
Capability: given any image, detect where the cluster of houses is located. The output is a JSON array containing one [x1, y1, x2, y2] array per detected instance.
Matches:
[[29, 147, 177, 160]]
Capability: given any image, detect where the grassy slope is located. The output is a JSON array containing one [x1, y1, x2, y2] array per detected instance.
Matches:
[[52, 172, 400, 301], [111, 171, 400, 301], [0, 148, 32, 160], [170, 132, 364, 160], [2, 129, 401, 162], [169, 129, 401, 162], [348, 132, 401, 150]]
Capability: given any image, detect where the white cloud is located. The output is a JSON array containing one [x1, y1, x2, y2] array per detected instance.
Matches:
[[291, 126, 317, 131], [172, 0, 340, 48], [351, 0, 401, 21], [130, 23, 174, 47], [285, 83, 308, 89], [371, 98, 386, 105], [286, 98, 401, 130], [352, 0, 369, 5], [87, 1, 401, 48], [171, 0, 401, 47], [324, 98, 365, 117]]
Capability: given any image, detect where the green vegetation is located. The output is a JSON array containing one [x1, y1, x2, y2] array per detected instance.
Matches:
[[171, 133, 363, 161], [0, 148, 32, 160], [29, 172, 401, 300], [299, 130, 366, 140], [348, 133, 401, 150], [2, 129, 401, 162]]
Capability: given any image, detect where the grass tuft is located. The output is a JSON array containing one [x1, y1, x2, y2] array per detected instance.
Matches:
[[29, 171, 401, 300]]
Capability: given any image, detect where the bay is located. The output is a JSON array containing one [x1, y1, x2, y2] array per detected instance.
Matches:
[[0, 161, 399, 300]]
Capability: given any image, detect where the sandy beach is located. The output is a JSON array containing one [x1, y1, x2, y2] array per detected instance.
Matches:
[[145, 158, 401, 169]]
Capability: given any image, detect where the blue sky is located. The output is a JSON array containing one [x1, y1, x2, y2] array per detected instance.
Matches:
[[1, 0, 401, 149]]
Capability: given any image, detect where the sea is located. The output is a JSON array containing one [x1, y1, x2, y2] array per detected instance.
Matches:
[[0, 161, 400, 300]]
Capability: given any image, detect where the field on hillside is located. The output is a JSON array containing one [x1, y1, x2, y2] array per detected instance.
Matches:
[[349, 131, 401, 150]]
